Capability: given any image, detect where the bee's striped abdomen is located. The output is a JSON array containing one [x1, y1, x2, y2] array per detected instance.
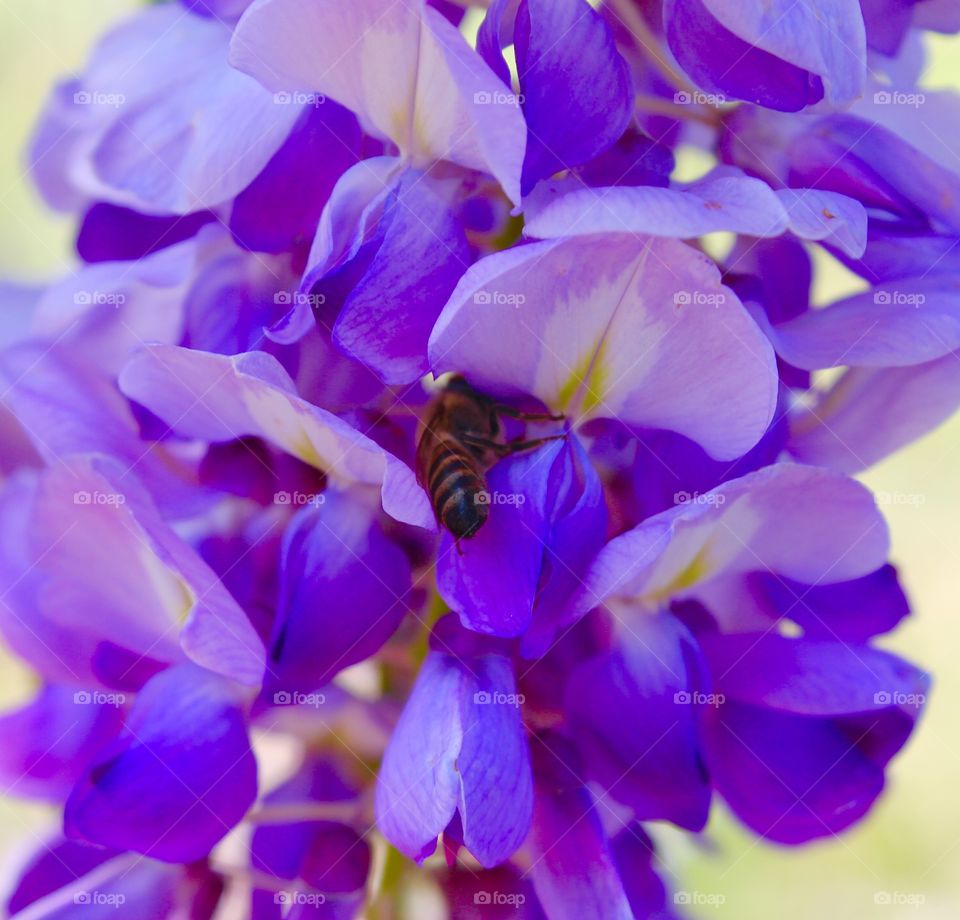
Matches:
[[427, 443, 489, 540]]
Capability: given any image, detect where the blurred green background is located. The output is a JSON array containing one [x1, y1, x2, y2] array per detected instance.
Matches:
[[0, 2, 958, 917]]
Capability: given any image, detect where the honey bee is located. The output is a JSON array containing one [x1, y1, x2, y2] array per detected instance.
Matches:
[[416, 376, 564, 544]]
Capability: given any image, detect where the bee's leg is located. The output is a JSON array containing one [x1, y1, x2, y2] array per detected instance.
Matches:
[[493, 404, 565, 422], [462, 433, 566, 457], [501, 434, 567, 455]]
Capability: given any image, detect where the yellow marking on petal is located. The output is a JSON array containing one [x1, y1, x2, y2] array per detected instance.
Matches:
[[669, 550, 713, 593], [173, 579, 197, 627], [557, 340, 608, 415], [142, 548, 195, 627], [293, 433, 323, 469], [556, 352, 591, 411], [644, 547, 715, 605], [581, 360, 608, 414], [399, 114, 416, 154]]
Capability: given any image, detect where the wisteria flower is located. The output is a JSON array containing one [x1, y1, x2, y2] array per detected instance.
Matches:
[[0, 0, 949, 917]]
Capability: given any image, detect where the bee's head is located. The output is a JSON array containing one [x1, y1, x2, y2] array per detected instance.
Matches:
[[442, 374, 475, 396]]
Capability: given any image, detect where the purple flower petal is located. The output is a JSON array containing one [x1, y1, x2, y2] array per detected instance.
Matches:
[[476, 0, 514, 85], [266, 156, 401, 346], [916, 0, 960, 31], [699, 632, 928, 843], [7, 849, 222, 919], [787, 357, 960, 473], [76, 203, 216, 263], [789, 114, 960, 231], [675, 0, 865, 108], [728, 235, 812, 326], [31, 240, 194, 373], [38, 6, 302, 214], [375, 653, 462, 862], [509, 0, 633, 193], [440, 865, 545, 919], [609, 824, 673, 920], [861, 0, 916, 54], [0, 455, 265, 688], [839, 224, 960, 286], [376, 635, 532, 867], [250, 759, 366, 918], [180, 236, 290, 356], [524, 174, 867, 258], [437, 436, 606, 646], [664, 0, 826, 112], [702, 632, 928, 716], [0, 342, 204, 515], [522, 437, 609, 656], [64, 663, 258, 862], [230, 0, 526, 202], [27, 78, 95, 213], [572, 126, 675, 189], [0, 685, 123, 801], [574, 463, 890, 618], [298, 824, 371, 917], [436, 451, 546, 639], [597, 419, 786, 529], [118, 345, 435, 529], [771, 278, 960, 370], [726, 235, 813, 388], [230, 101, 363, 255], [265, 492, 413, 695], [748, 564, 910, 642], [5, 835, 118, 917], [183, 0, 252, 20], [774, 188, 868, 257], [329, 170, 471, 384], [526, 733, 633, 920], [567, 615, 711, 830], [523, 173, 789, 240], [429, 235, 778, 460]]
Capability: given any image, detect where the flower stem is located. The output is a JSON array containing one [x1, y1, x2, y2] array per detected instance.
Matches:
[[245, 800, 361, 825], [606, 0, 698, 96]]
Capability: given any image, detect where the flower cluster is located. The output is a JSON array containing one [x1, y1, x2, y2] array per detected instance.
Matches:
[[0, 0, 948, 917]]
